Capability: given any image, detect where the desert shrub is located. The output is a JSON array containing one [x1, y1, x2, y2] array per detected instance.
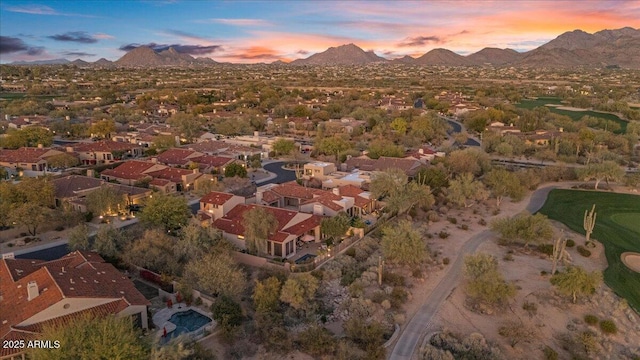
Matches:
[[371, 291, 386, 304], [412, 268, 423, 278], [55, 226, 64, 231], [443, 257, 450, 265], [566, 239, 575, 247], [543, 346, 559, 360], [383, 271, 406, 287], [343, 318, 386, 360], [438, 231, 450, 239], [540, 270, 548, 276], [503, 253, 514, 261], [599, 319, 617, 334], [345, 247, 356, 257], [522, 301, 538, 317], [460, 224, 469, 230], [478, 218, 487, 226], [584, 314, 599, 325], [537, 244, 554, 256], [426, 210, 439, 222], [447, 217, 457, 224], [429, 331, 504, 359], [577, 245, 591, 257], [296, 326, 336, 357], [390, 287, 408, 309]]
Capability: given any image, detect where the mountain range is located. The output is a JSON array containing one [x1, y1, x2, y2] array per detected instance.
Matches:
[[9, 27, 640, 68]]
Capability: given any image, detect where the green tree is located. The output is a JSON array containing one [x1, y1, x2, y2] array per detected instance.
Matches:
[[382, 220, 428, 266], [152, 134, 177, 151], [224, 162, 247, 178], [253, 276, 282, 314], [46, 153, 80, 169], [446, 148, 490, 176], [576, 161, 625, 189], [167, 112, 204, 143], [415, 166, 449, 195], [385, 181, 434, 214], [28, 315, 149, 360], [67, 223, 90, 251], [211, 295, 243, 338], [139, 193, 190, 231], [89, 119, 116, 139], [390, 117, 408, 135], [279, 273, 319, 312], [16, 177, 55, 207], [86, 186, 127, 217], [183, 251, 246, 300], [174, 219, 220, 263], [343, 318, 386, 360], [93, 225, 129, 259], [296, 326, 337, 357], [272, 138, 296, 156], [551, 266, 602, 303], [316, 136, 350, 161], [10, 202, 52, 236], [0, 127, 53, 148], [242, 207, 278, 255], [367, 139, 405, 159], [464, 253, 516, 307], [124, 229, 181, 276], [490, 212, 554, 247], [321, 212, 351, 240], [447, 173, 488, 208], [370, 168, 408, 200], [483, 168, 526, 207]]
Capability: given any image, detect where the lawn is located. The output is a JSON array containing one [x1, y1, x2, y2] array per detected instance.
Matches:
[[538, 189, 640, 312], [516, 98, 628, 133]]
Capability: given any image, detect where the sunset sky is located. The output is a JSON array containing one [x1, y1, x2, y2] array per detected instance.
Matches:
[[1, 0, 639, 63]]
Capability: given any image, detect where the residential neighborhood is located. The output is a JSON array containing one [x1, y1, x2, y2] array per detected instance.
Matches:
[[1, 10, 640, 360]]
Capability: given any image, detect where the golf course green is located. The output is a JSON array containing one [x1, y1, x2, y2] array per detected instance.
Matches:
[[538, 189, 640, 312]]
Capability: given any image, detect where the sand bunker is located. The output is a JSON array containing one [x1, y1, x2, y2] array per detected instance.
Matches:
[[621, 252, 640, 273]]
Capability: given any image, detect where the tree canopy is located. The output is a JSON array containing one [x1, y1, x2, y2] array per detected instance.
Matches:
[[224, 162, 248, 178], [242, 207, 278, 255], [381, 220, 429, 266], [139, 193, 190, 231], [551, 266, 602, 303], [28, 315, 149, 360], [490, 212, 554, 247]]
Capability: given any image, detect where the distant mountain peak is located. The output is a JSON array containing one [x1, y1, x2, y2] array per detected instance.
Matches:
[[290, 43, 387, 65]]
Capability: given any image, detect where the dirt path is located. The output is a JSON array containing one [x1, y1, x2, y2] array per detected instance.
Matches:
[[388, 183, 567, 360]]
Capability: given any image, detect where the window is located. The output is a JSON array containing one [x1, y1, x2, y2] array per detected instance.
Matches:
[[237, 235, 245, 240]]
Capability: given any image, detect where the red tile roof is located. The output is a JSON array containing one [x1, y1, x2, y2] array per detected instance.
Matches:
[[0, 147, 61, 164], [191, 155, 234, 168], [0, 250, 149, 355], [72, 141, 141, 153], [101, 160, 157, 180], [146, 167, 195, 183], [201, 191, 234, 206], [155, 148, 200, 166], [213, 204, 321, 243], [53, 175, 104, 199]]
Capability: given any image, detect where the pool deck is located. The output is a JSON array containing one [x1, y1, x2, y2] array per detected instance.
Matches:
[[152, 304, 215, 340]]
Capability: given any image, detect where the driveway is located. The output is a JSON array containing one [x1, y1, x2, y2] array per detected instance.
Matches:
[[258, 161, 298, 185], [388, 184, 559, 359]]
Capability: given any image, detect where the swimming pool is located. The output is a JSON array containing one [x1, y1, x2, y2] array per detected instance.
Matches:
[[165, 309, 212, 340], [295, 253, 317, 264]]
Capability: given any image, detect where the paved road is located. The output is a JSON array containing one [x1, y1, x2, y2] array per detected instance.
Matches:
[[440, 115, 481, 147], [388, 184, 558, 360], [258, 161, 297, 185]]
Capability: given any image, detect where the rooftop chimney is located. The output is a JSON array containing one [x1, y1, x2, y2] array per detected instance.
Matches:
[[27, 281, 39, 301], [332, 187, 340, 196], [37, 143, 43, 149]]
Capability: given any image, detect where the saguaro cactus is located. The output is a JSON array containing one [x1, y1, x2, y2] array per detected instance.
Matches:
[[551, 232, 571, 275], [583, 204, 597, 247], [378, 256, 384, 286]]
